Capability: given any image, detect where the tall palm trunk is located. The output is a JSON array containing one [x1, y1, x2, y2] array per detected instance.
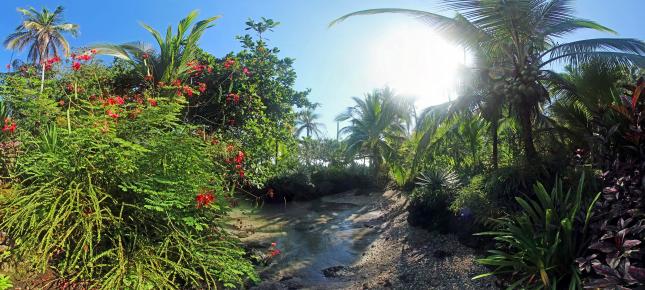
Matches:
[[518, 100, 537, 162], [491, 118, 499, 170], [40, 62, 46, 93]]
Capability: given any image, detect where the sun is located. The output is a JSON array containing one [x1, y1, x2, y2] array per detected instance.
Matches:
[[367, 22, 466, 109]]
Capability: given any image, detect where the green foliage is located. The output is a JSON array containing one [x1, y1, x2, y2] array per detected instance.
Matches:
[[0, 275, 12, 290], [450, 175, 497, 224], [94, 10, 219, 83], [475, 176, 600, 289], [407, 168, 460, 232]]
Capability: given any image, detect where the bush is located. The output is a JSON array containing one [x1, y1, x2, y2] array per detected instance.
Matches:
[[475, 176, 600, 289], [0, 57, 257, 288], [407, 168, 460, 233], [263, 165, 373, 201], [450, 174, 497, 223]]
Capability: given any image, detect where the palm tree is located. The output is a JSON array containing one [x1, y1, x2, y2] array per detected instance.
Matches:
[[295, 108, 325, 138], [336, 87, 411, 177], [4, 6, 79, 93], [331, 0, 645, 162], [93, 10, 219, 83]]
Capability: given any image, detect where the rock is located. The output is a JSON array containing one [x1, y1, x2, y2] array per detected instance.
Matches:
[[362, 282, 369, 289], [322, 265, 346, 278], [279, 276, 293, 281]]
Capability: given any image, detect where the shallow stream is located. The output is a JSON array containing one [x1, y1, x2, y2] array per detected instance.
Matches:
[[229, 191, 383, 282]]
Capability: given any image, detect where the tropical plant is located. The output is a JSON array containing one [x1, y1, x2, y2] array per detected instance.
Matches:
[[331, 0, 645, 163], [295, 107, 325, 139], [575, 78, 645, 289], [336, 87, 411, 178], [94, 10, 219, 83], [0, 275, 12, 290], [407, 167, 461, 232], [475, 175, 601, 289], [4, 6, 79, 93], [0, 16, 258, 288]]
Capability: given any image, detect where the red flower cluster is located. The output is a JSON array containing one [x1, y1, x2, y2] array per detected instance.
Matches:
[[224, 59, 235, 69], [268, 242, 281, 257], [182, 85, 193, 97], [226, 93, 240, 104], [103, 96, 125, 106], [198, 82, 207, 93], [2, 118, 16, 134], [71, 61, 81, 71], [147, 98, 158, 107], [270, 249, 281, 257], [75, 54, 92, 61], [242, 67, 251, 77], [235, 150, 245, 178], [186, 61, 211, 76], [44, 56, 61, 71], [195, 191, 215, 208], [106, 110, 119, 119], [235, 150, 245, 164]]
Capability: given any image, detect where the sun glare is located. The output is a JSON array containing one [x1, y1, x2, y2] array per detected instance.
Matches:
[[367, 23, 465, 109]]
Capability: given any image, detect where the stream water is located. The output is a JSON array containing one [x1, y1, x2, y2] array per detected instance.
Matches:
[[229, 191, 384, 283]]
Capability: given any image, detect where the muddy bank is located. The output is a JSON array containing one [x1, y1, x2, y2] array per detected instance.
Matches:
[[229, 190, 495, 289]]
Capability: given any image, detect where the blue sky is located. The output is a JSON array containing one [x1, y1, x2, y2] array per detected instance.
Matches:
[[1, 0, 643, 137]]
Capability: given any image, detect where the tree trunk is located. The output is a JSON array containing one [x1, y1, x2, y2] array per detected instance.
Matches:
[[491, 118, 499, 170], [40, 63, 46, 93], [518, 101, 537, 162]]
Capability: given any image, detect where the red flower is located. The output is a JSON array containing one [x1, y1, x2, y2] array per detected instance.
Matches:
[[90, 49, 97, 54], [115, 96, 125, 105], [195, 191, 215, 208], [238, 169, 245, 178], [271, 242, 277, 247], [106, 110, 119, 119], [211, 138, 219, 145], [144, 75, 153, 81], [5, 64, 10, 70], [75, 54, 91, 61], [235, 164, 242, 169], [59, 100, 65, 106], [226, 144, 235, 152], [243, 67, 251, 76], [235, 150, 245, 164], [226, 93, 240, 104], [70, 53, 76, 59], [2, 119, 16, 134], [224, 59, 235, 69], [142, 53, 149, 59], [172, 79, 182, 87], [147, 98, 158, 107], [182, 85, 193, 97], [198, 82, 207, 93], [72, 61, 81, 71], [269, 249, 281, 257]]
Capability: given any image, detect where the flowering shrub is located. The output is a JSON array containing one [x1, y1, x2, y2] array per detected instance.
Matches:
[[0, 42, 257, 290]]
